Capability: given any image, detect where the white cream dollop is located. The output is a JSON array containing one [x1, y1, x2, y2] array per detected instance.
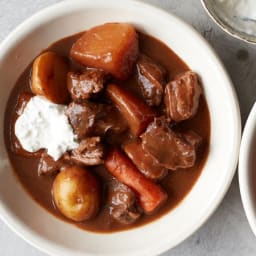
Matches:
[[15, 95, 79, 160], [215, 0, 256, 35]]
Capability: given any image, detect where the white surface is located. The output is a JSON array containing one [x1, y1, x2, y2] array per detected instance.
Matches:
[[239, 102, 256, 237], [0, 0, 253, 256], [15, 96, 78, 161]]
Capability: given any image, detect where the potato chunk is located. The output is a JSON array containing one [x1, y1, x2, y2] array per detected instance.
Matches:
[[31, 52, 69, 104], [70, 23, 139, 80], [52, 166, 100, 221]]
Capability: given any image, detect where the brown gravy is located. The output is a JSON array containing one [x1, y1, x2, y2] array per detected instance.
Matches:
[[4, 32, 210, 233]]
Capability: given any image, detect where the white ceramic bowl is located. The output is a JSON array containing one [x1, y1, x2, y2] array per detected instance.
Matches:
[[0, 0, 241, 255], [239, 103, 256, 236]]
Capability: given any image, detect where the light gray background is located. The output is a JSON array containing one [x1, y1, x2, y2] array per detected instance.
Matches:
[[0, 0, 256, 255]]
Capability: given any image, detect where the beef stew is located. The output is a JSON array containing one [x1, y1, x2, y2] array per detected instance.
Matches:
[[4, 23, 210, 233]]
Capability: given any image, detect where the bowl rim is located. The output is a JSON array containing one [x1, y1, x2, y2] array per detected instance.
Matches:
[[239, 102, 256, 236], [201, 0, 256, 44], [0, 0, 241, 255]]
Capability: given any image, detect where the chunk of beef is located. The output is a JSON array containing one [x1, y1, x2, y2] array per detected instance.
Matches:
[[140, 117, 201, 170], [94, 106, 128, 136], [65, 101, 127, 139], [69, 137, 104, 166], [183, 130, 202, 148], [124, 140, 167, 180], [164, 71, 201, 122], [67, 69, 106, 101], [136, 54, 166, 106], [108, 179, 141, 225], [38, 152, 67, 176], [65, 101, 100, 138]]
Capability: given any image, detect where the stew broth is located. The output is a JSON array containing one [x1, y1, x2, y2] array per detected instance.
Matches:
[[4, 32, 210, 232]]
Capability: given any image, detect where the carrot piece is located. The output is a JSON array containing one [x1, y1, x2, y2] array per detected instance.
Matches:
[[106, 84, 156, 136], [105, 149, 167, 214]]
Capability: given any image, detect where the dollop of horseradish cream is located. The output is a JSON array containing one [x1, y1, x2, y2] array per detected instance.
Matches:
[[15, 96, 78, 160]]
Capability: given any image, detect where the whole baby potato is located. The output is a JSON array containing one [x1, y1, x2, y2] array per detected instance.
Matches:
[[52, 166, 100, 221]]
